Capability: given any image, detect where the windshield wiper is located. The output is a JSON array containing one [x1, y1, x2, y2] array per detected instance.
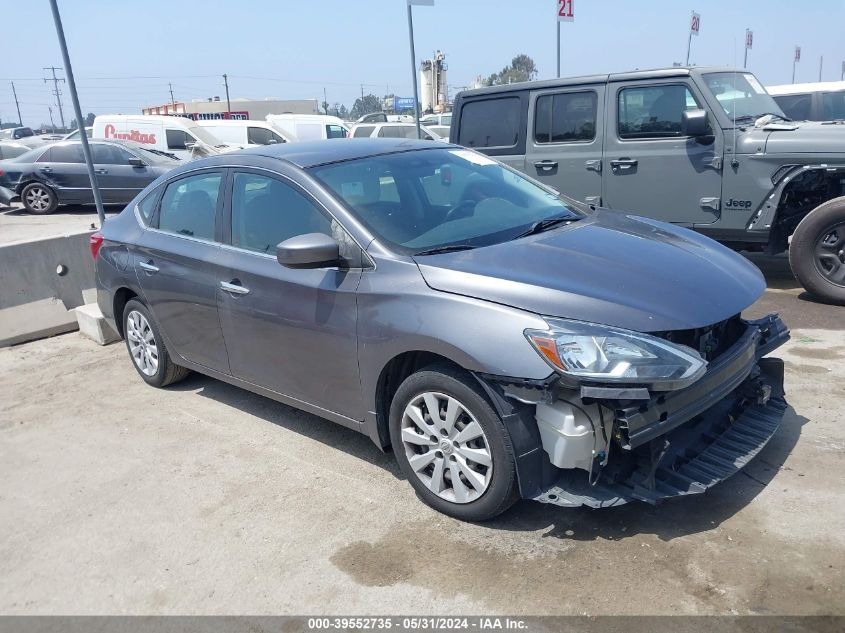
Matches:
[[414, 244, 477, 256], [735, 112, 792, 124], [513, 214, 576, 239]]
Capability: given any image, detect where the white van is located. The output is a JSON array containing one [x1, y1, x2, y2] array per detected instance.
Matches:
[[92, 115, 240, 161], [265, 114, 349, 141], [195, 119, 294, 146]]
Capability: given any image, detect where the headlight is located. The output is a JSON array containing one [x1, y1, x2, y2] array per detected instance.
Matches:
[[525, 318, 707, 390]]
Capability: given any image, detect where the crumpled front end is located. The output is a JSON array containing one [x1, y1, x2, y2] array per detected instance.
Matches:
[[482, 314, 790, 508]]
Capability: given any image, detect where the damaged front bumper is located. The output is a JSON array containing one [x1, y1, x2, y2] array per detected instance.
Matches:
[[480, 314, 790, 509]]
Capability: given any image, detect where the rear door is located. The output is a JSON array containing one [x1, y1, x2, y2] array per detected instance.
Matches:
[[525, 86, 604, 204], [602, 79, 723, 225], [134, 169, 231, 373], [454, 92, 528, 172], [36, 143, 90, 203]]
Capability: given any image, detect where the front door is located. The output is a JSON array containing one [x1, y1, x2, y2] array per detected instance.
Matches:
[[525, 86, 604, 205], [216, 169, 363, 420], [91, 142, 150, 203], [602, 80, 723, 226], [134, 169, 231, 373]]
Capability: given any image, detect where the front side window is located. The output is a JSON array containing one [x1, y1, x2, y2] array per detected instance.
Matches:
[[458, 97, 521, 148], [618, 84, 700, 139], [157, 172, 221, 240], [230, 172, 332, 254], [92, 143, 135, 164], [166, 129, 196, 151], [535, 91, 597, 143], [822, 91, 845, 120], [702, 72, 786, 122], [326, 125, 348, 139], [247, 126, 284, 145], [311, 147, 581, 254], [49, 144, 85, 163], [773, 93, 812, 121]]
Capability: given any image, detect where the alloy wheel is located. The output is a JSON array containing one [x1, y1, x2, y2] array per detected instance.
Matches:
[[25, 186, 51, 212], [814, 223, 845, 286], [400, 391, 493, 504], [126, 310, 159, 376]]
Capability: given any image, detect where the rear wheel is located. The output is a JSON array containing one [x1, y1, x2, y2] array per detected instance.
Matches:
[[389, 365, 518, 521], [21, 182, 58, 214], [789, 197, 845, 304], [123, 299, 190, 387]]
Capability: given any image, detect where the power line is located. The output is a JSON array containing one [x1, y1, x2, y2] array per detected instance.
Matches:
[[42, 66, 66, 129]]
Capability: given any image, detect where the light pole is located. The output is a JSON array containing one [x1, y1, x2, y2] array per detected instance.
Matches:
[[406, 0, 433, 139]]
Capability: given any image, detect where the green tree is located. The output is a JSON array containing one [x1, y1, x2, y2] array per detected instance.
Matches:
[[331, 103, 348, 119], [484, 54, 538, 86], [349, 94, 383, 120], [69, 112, 96, 130]]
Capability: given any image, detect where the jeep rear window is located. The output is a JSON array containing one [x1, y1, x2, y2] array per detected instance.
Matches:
[[458, 97, 520, 149], [535, 91, 597, 143]]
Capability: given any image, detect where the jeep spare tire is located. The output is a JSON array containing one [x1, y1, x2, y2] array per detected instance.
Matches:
[[789, 196, 845, 305]]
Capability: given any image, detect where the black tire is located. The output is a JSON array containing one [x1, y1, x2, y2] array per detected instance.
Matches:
[[389, 364, 519, 521], [789, 197, 845, 305], [20, 182, 58, 215], [122, 299, 190, 387]]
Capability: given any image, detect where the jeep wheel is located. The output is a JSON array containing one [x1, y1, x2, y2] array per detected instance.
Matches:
[[790, 197, 845, 305]]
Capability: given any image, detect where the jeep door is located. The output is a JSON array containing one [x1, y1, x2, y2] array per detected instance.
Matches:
[[602, 80, 723, 225], [525, 85, 604, 205]]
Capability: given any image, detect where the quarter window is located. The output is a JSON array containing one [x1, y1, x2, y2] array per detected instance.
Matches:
[[458, 97, 521, 148], [230, 172, 332, 254], [618, 85, 700, 139], [535, 91, 597, 143], [157, 172, 221, 240], [136, 189, 160, 225]]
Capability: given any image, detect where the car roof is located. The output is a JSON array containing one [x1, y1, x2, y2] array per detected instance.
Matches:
[[229, 138, 449, 168], [767, 81, 845, 95], [457, 66, 746, 97]]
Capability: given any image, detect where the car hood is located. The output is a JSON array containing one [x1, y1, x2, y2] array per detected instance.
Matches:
[[760, 120, 845, 154], [413, 210, 766, 333]]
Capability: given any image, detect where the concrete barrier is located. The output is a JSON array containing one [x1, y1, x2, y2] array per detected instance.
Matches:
[[0, 230, 96, 347]]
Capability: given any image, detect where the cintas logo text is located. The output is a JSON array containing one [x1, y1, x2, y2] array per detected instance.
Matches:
[[724, 198, 752, 210], [104, 124, 156, 144]]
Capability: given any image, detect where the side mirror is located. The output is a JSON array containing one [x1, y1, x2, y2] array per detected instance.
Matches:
[[276, 233, 340, 268], [128, 157, 145, 167], [682, 109, 709, 138]]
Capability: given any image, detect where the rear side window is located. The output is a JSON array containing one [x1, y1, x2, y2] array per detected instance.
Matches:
[[458, 97, 521, 149], [822, 92, 845, 120], [230, 172, 332, 254], [247, 126, 284, 145], [534, 91, 597, 143], [48, 144, 85, 163], [326, 125, 348, 139], [617, 84, 700, 139], [157, 172, 222, 240], [774, 93, 812, 121], [166, 129, 196, 151], [353, 126, 375, 138]]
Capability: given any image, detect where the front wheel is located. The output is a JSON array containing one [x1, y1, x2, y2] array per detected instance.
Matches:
[[389, 365, 519, 521], [789, 197, 845, 305]]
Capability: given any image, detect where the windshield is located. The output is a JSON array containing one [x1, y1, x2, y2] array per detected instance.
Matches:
[[703, 72, 787, 122], [310, 147, 582, 254]]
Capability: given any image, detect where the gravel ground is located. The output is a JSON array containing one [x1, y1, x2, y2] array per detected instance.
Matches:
[[0, 259, 843, 616]]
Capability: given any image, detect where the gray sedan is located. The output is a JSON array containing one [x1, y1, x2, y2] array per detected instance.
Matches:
[[94, 139, 789, 521]]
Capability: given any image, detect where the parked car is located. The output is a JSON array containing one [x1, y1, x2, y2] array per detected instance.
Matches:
[[0, 126, 35, 141], [94, 139, 788, 521], [349, 122, 440, 140], [93, 115, 240, 161], [451, 66, 845, 304], [196, 119, 294, 146], [420, 113, 452, 127], [0, 141, 32, 161], [265, 114, 349, 141], [767, 81, 845, 122], [63, 126, 93, 140], [0, 139, 180, 214]]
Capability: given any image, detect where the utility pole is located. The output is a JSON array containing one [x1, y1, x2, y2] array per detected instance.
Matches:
[[43, 66, 66, 130], [48, 107, 56, 133], [168, 82, 175, 108], [792, 46, 800, 83], [556, 21, 561, 78], [819, 56, 823, 81], [48, 0, 106, 226], [323, 87, 328, 115], [222, 73, 231, 114], [11, 82, 22, 125]]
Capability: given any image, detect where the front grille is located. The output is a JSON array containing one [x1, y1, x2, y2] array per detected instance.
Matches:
[[654, 314, 745, 362]]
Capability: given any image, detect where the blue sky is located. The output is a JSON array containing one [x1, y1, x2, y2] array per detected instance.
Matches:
[[2, 0, 844, 127]]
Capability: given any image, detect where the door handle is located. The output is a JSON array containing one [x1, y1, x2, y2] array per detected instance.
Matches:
[[39, 167, 53, 173], [533, 159, 558, 171], [610, 158, 638, 170], [585, 159, 602, 173], [138, 260, 159, 273], [220, 280, 250, 295], [94, 169, 108, 175]]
